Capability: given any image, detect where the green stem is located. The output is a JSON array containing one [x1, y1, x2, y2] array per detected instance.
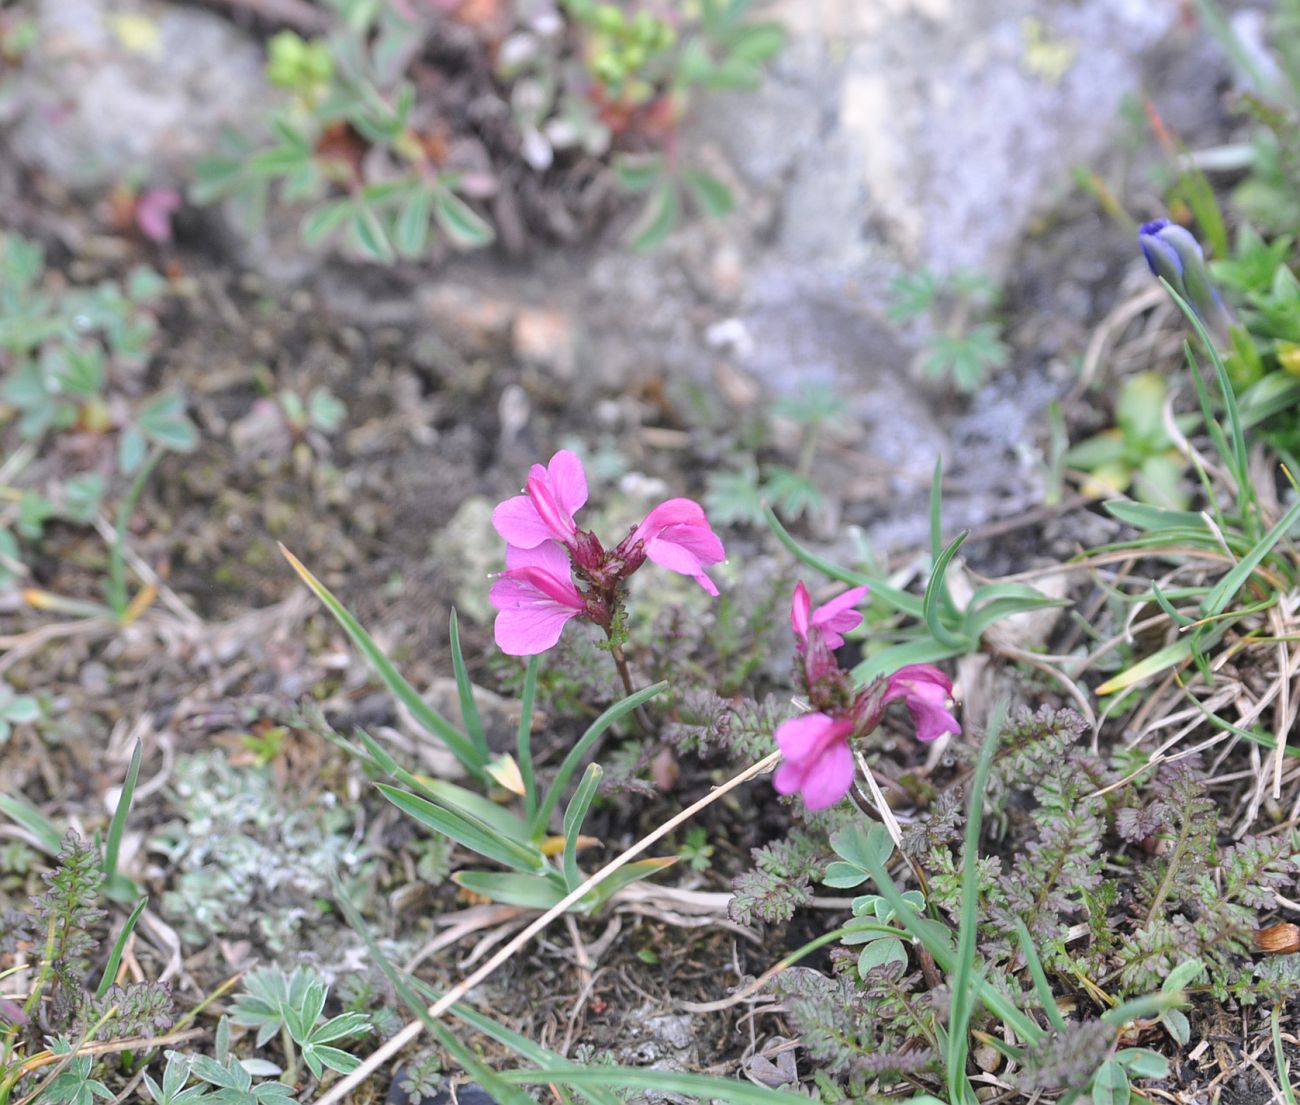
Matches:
[[106, 448, 162, 622], [1144, 812, 1194, 926], [280, 1024, 298, 1087]]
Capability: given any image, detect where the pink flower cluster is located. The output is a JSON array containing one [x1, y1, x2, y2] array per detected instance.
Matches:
[[489, 450, 725, 655], [774, 581, 960, 810]]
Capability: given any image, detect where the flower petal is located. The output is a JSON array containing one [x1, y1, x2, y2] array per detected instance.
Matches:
[[882, 664, 960, 742], [492, 495, 552, 549], [546, 449, 588, 516], [775, 711, 840, 762], [493, 602, 578, 655], [799, 738, 855, 810], [790, 581, 811, 640], [505, 540, 573, 576], [811, 585, 869, 649]]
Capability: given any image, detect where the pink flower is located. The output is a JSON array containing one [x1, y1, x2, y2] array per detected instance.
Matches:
[[492, 450, 588, 550], [630, 498, 725, 595], [772, 712, 857, 811], [882, 664, 960, 743], [790, 581, 869, 650], [136, 189, 181, 243], [489, 542, 586, 655]]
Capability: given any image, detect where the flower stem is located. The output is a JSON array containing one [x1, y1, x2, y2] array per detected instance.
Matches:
[[606, 641, 651, 737]]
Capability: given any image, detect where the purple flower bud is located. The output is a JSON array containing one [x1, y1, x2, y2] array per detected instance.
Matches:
[[1138, 218, 1233, 342]]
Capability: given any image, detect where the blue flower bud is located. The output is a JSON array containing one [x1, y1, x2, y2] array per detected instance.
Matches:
[[1138, 218, 1233, 342]]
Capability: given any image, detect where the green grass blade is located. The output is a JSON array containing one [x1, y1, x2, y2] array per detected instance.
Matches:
[[96, 896, 148, 999], [451, 870, 567, 909], [281, 545, 486, 780], [923, 531, 971, 651], [1273, 1006, 1299, 1105], [1095, 639, 1194, 697], [1162, 281, 1250, 508], [859, 838, 1041, 1046], [852, 639, 965, 685], [947, 699, 1006, 1105], [1101, 501, 1209, 531], [963, 593, 1069, 642], [0, 792, 63, 855], [376, 784, 545, 873], [331, 880, 543, 1105], [494, 1066, 815, 1105], [562, 764, 601, 892], [582, 856, 678, 911], [763, 504, 924, 617], [449, 609, 488, 763], [103, 739, 141, 891], [1151, 582, 1195, 628], [107, 449, 162, 620], [929, 457, 958, 620], [1201, 495, 1300, 617], [529, 682, 666, 838], [1191, 0, 1279, 95], [1014, 919, 1066, 1031], [517, 655, 540, 821], [407, 978, 612, 1105]]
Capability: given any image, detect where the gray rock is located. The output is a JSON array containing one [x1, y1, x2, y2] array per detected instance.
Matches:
[[11, 0, 268, 189], [704, 0, 1178, 280]]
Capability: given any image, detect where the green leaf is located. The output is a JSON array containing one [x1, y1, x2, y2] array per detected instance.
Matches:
[[1102, 501, 1208, 532], [103, 739, 142, 894], [612, 154, 664, 192], [725, 21, 785, 63], [118, 426, 148, 476], [348, 203, 396, 263], [581, 856, 678, 910], [301, 199, 355, 248], [432, 187, 495, 250], [394, 184, 433, 257], [136, 392, 198, 452], [451, 869, 566, 909], [852, 638, 964, 685], [922, 531, 971, 650], [857, 937, 907, 976], [279, 546, 486, 778], [1095, 639, 1194, 697], [626, 181, 679, 252], [449, 608, 488, 763], [763, 504, 924, 617], [1201, 494, 1300, 617], [376, 784, 545, 872], [562, 764, 601, 892], [682, 169, 733, 218], [0, 790, 63, 854], [97, 896, 148, 999], [1091, 1059, 1129, 1105], [530, 682, 666, 837], [1116, 1047, 1169, 1079], [496, 1065, 821, 1105], [418, 777, 531, 843]]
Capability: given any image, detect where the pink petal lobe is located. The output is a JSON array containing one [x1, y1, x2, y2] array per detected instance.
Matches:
[[811, 585, 869, 648], [775, 712, 839, 762], [492, 495, 552, 549], [546, 450, 589, 515], [505, 540, 572, 576], [790, 582, 811, 640], [800, 738, 855, 810], [493, 603, 578, 655], [882, 664, 960, 742]]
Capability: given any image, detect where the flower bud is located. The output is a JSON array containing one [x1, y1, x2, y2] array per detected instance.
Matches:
[[1138, 218, 1233, 342]]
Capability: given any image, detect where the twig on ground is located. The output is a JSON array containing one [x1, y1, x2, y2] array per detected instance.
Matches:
[[313, 750, 781, 1105]]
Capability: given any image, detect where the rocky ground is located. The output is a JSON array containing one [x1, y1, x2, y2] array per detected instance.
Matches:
[[1, 0, 1286, 1095]]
